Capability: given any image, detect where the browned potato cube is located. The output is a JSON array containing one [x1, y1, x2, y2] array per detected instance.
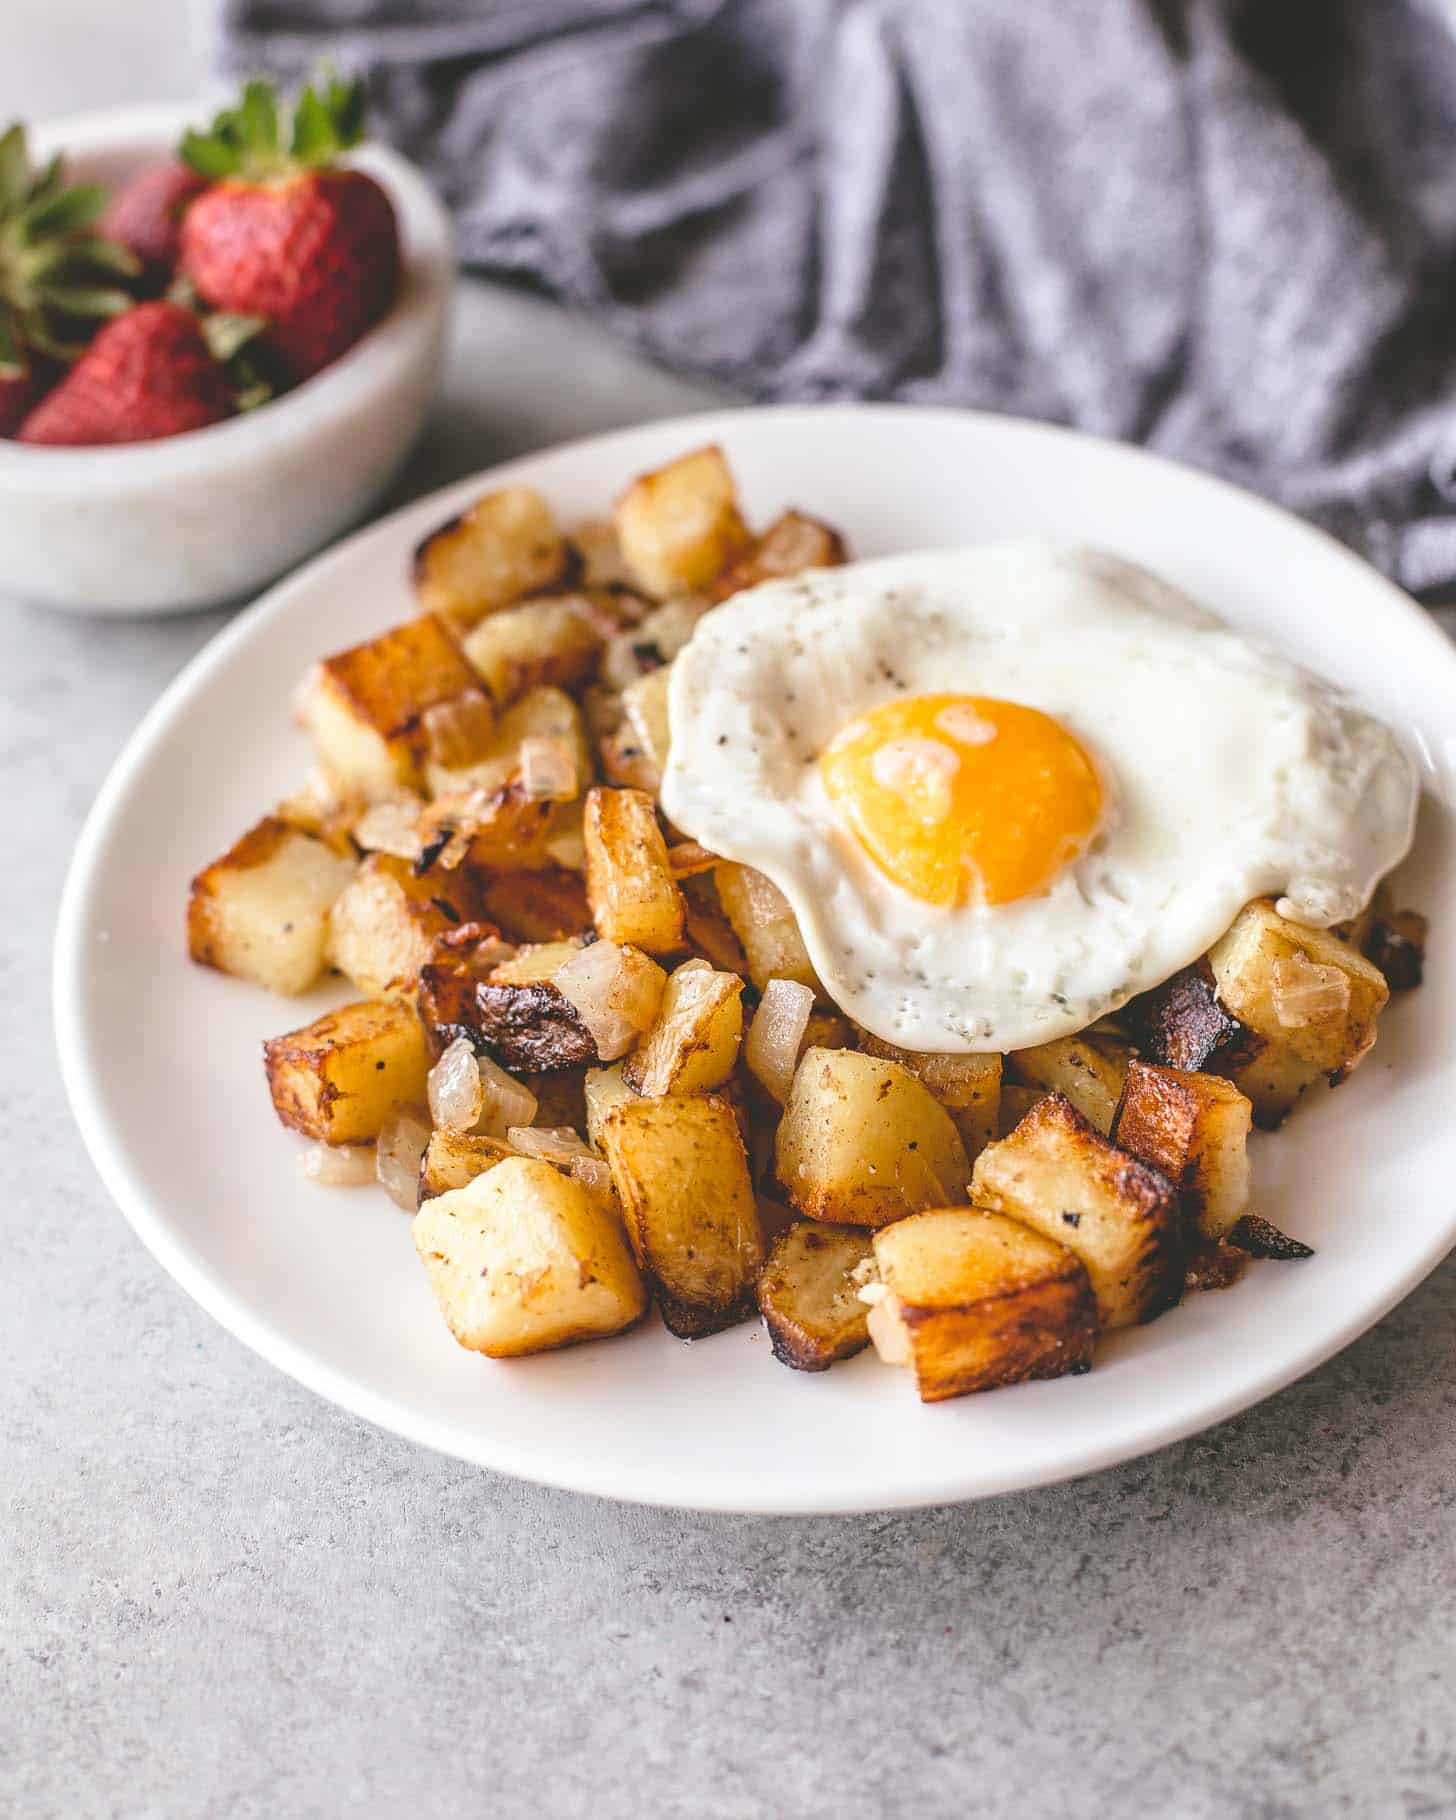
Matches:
[[854, 1027, 1002, 1162], [418, 1129, 516, 1202], [188, 816, 355, 996], [299, 615, 480, 798], [479, 867, 591, 943], [584, 786, 685, 953], [614, 444, 749, 599], [757, 1222, 873, 1372], [1008, 1034, 1133, 1138], [264, 998, 430, 1143], [775, 1048, 970, 1228], [326, 852, 480, 999], [1113, 1059, 1252, 1239], [1207, 899, 1390, 1127], [413, 1158, 646, 1356], [461, 596, 604, 705], [714, 862, 822, 996], [599, 1092, 763, 1338], [710, 510, 848, 601], [866, 1208, 1097, 1403], [412, 486, 568, 631], [425, 684, 591, 801], [971, 1094, 1181, 1330], [623, 960, 744, 1096]]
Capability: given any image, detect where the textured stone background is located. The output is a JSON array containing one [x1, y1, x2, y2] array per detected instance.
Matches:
[[6, 14, 1456, 1818]]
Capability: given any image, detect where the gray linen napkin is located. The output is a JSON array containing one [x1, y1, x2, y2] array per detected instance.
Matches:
[[221, 0, 1456, 595]]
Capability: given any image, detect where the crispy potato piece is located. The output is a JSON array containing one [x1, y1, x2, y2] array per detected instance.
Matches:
[[569, 518, 636, 592], [584, 786, 686, 953], [611, 664, 673, 792], [412, 486, 568, 631], [623, 960, 744, 1096], [600, 1092, 763, 1338], [479, 868, 591, 943], [714, 862, 823, 997], [757, 1222, 874, 1371], [971, 1094, 1182, 1329], [1230, 1213, 1315, 1260], [264, 998, 430, 1143], [425, 685, 591, 802], [599, 596, 707, 694], [418, 1129, 516, 1203], [418, 947, 597, 1072], [614, 444, 749, 599], [1009, 1034, 1133, 1138], [188, 816, 355, 996], [1207, 899, 1390, 1127], [413, 1158, 646, 1356], [775, 1048, 970, 1228], [866, 1208, 1097, 1403], [584, 1062, 637, 1148], [416, 779, 562, 875], [326, 852, 480, 998], [997, 1085, 1049, 1137], [300, 615, 480, 798], [854, 1027, 1002, 1162], [709, 510, 848, 601], [1113, 1059, 1252, 1239], [462, 596, 604, 705]]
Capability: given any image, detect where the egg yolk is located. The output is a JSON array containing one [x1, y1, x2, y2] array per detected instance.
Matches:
[[819, 693, 1104, 907]]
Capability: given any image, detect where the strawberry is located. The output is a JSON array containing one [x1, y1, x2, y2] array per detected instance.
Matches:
[[18, 300, 236, 445], [178, 76, 400, 382], [0, 121, 140, 435], [101, 160, 210, 289]]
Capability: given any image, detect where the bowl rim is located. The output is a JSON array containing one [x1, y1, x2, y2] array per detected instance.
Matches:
[[0, 99, 455, 480]]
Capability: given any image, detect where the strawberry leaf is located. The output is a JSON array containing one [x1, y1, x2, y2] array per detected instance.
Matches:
[[0, 126, 29, 215], [23, 182, 108, 239], [179, 125, 245, 180]]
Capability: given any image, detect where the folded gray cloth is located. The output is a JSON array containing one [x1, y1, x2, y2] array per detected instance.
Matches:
[[222, 0, 1456, 593]]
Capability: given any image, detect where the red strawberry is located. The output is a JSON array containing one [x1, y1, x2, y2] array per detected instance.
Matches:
[[18, 301, 234, 445], [178, 76, 399, 382], [101, 161, 210, 288]]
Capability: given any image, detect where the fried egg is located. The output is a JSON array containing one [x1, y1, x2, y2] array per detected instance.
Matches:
[[660, 543, 1418, 1052]]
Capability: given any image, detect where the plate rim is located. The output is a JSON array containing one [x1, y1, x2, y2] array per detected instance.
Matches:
[[53, 400, 1456, 1513]]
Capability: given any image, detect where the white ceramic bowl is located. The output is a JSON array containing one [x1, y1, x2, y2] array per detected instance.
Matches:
[[0, 102, 455, 616]]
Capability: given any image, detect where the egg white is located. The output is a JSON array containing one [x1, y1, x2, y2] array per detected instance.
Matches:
[[660, 543, 1418, 1052]]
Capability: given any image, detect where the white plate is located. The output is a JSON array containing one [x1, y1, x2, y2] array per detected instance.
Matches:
[[54, 405, 1456, 1513]]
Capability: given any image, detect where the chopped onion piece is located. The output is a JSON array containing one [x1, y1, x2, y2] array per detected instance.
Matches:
[[424, 689, 496, 769], [354, 794, 425, 860], [376, 1107, 432, 1211], [555, 940, 667, 1061], [465, 935, 518, 977], [863, 1289, 913, 1367], [509, 1128, 619, 1206], [300, 1141, 376, 1187], [428, 1037, 486, 1133], [475, 1051, 538, 1136], [1272, 954, 1351, 1028], [518, 735, 578, 802], [744, 977, 815, 1104]]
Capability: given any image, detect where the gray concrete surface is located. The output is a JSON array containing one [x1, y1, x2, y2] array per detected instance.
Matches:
[[5, 17, 1456, 1819]]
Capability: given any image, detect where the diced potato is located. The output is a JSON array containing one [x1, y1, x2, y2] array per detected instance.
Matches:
[[854, 1027, 1002, 1162], [614, 444, 750, 599], [600, 1092, 763, 1338], [775, 1048, 970, 1228], [479, 868, 591, 943], [599, 597, 706, 691], [584, 786, 686, 953], [757, 1222, 873, 1372], [1008, 1034, 1133, 1138], [462, 596, 604, 705], [714, 862, 823, 997], [614, 664, 673, 791], [188, 816, 355, 996], [418, 1129, 516, 1202], [418, 946, 597, 1072], [710, 510, 848, 601], [326, 852, 480, 998], [623, 960, 744, 1096], [413, 1158, 646, 1356], [1207, 899, 1390, 1127], [997, 1085, 1048, 1136], [299, 615, 480, 798], [584, 1062, 638, 1149], [264, 998, 430, 1143], [425, 685, 591, 801], [1113, 1059, 1253, 1239], [971, 1094, 1182, 1330], [867, 1208, 1097, 1403], [569, 518, 636, 592], [412, 486, 567, 630]]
